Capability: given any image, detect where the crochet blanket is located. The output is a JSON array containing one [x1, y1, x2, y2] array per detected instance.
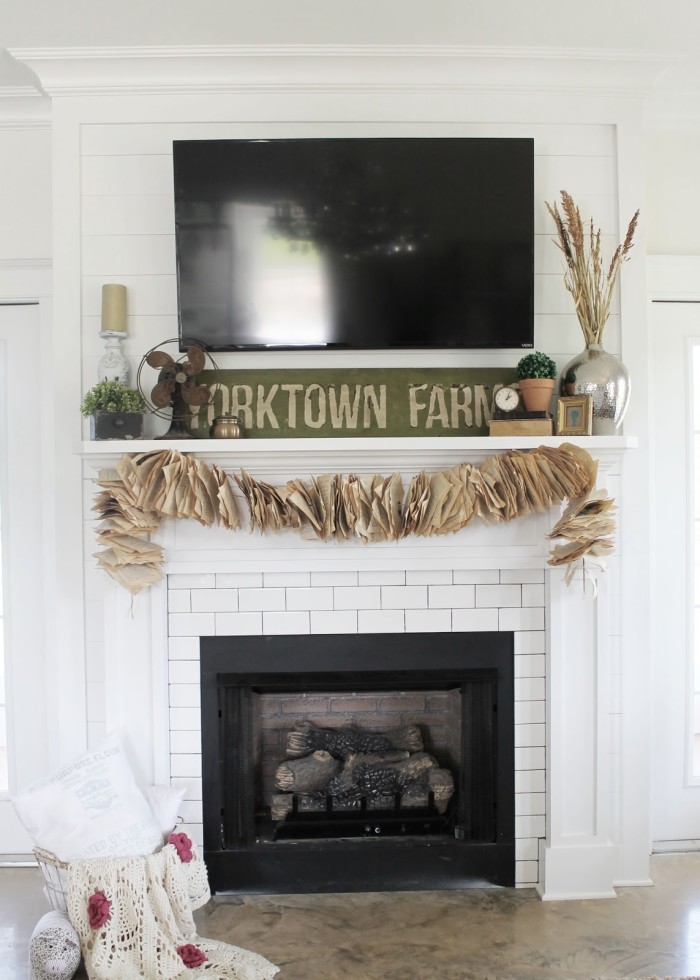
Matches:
[[65, 839, 279, 980]]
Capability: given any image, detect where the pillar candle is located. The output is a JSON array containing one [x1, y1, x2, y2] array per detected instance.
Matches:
[[101, 283, 127, 334]]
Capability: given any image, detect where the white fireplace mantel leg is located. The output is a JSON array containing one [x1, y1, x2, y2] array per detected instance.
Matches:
[[103, 578, 170, 787], [537, 566, 617, 900]]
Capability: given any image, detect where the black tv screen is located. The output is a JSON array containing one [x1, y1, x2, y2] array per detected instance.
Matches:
[[173, 137, 534, 351]]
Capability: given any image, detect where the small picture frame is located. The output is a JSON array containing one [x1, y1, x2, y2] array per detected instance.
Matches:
[[557, 395, 592, 436]]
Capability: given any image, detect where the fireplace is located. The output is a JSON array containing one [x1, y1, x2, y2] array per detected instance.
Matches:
[[200, 631, 515, 894]]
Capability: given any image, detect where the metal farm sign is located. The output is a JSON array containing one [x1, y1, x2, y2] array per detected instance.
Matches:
[[186, 368, 516, 438]]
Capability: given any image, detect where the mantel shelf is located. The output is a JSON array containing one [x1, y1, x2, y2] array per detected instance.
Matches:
[[77, 435, 637, 455], [76, 435, 637, 476]]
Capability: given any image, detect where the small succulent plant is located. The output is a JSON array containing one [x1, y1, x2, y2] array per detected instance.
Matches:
[[516, 351, 558, 381], [81, 380, 145, 417]]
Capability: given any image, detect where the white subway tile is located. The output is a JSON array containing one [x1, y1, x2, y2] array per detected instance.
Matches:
[[263, 611, 310, 635], [169, 637, 200, 661], [514, 701, 545, 725], [215, 612, 263, 635], [286, 588, 333, 611], [515, 838, 539, 861], [514, 631, 546, 655], [169, 660, 199, 684], [216, 572, 263, 588], [522, 584, 546, 607], [452, 608, 499, 632], [169, 613, 215, 637], [515, 792, 546, 816], [263, 571, 311, 588], [514, 655, 546, 679], [169, 573, 216, 590], [310, 610, 358, 634], [168, 590, 191, 613], [501, 569, 544, 584], [334, 586, 381, 610], [428, 585, 475, 609], [170, 754, 202, 778], [515, 747, 546, 771], [381, 585, 427, 609], [515, 724, 546, 748], [179, 800, 204, 825], [405, 609, 451, 632], [500, 607, 545, 632], [169, 707, 201, 731], [476, 584, 522, 608], [310, 571, 358, 586], [453, 570, 499, 584], [191, 589, 238, 613], [169, 731, 202, 754], [238, 588, 285, 612], [406, 570, 452, 585], [174, 777, 202, 801], [515, 677, 546, 701], [515, 770, 546, 794], [515, 860, 539, 884], [186, 824, 204, 847], [169, 684, 201, 708], [359, 570, 406, 586], [515, 814, 545, 838], [358, 609, 405, 633]]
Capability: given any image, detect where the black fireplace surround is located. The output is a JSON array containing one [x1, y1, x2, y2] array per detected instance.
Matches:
[[200, 632, 514, 894]]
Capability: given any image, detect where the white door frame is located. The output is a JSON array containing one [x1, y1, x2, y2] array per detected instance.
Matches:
[[0, 263, 53, 853], [648, 255, 700, 845]]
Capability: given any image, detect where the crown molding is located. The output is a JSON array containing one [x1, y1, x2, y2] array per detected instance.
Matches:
[[0, 87, 50, 129], [9, 44, 677, 98]]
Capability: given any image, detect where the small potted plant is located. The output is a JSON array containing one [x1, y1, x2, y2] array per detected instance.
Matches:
[[516, 351, 558, 413], [81, 380, 145, 440]]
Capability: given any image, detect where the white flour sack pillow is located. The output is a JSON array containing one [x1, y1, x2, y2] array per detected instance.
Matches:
[[12, 735, 163, 861]]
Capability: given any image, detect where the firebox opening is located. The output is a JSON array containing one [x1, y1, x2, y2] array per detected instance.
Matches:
[[200, 632, 515, 894]]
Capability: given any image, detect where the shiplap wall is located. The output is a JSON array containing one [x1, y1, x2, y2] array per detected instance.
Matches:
[[78, 120, 620, 409]]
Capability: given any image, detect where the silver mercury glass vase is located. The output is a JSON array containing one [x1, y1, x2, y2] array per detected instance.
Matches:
[[561, 343, 630, 435]]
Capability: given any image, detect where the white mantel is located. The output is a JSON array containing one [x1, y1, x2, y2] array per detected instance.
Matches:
[[79, 435, 646, 900]]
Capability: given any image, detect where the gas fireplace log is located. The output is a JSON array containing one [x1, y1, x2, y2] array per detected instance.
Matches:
[[327, 751, 437, 800], [285, 721, 424, 759], [274, 750, 341, 793], [401, 768, 455, 814]]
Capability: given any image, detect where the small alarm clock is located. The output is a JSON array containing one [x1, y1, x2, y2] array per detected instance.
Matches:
[[493, 385, 522, 414]]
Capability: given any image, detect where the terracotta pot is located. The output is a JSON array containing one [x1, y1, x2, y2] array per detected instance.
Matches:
[[518, 378, 556, 413]]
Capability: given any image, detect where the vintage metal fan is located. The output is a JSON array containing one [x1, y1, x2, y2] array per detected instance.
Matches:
[[137, 339, 216, 439]]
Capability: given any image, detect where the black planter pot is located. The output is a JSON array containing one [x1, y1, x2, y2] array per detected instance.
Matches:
[[90, 410, 144, 441]]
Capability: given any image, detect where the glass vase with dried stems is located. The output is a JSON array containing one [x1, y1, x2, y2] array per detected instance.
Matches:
[[546, 190, 640, 434]]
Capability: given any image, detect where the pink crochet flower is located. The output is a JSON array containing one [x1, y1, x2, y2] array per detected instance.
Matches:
[[87, 890, 112, 930], [168, 831, 193, 864], [177, 944, 208, 968]]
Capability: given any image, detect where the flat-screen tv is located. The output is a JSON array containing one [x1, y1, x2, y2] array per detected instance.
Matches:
[[173, 137, 534, 351]]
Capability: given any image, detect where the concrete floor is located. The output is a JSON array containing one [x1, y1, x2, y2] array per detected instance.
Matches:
[[2, 854, 700, 980]]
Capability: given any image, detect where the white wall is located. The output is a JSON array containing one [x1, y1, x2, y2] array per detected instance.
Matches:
[[645, 130, 700, 254], [0, 128, 51, 261]]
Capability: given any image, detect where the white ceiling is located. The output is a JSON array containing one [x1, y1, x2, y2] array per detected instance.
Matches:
[[1, 0, 699, 115]]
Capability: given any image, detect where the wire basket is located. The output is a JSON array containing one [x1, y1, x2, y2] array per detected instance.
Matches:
[[33, 846, 69, 914]]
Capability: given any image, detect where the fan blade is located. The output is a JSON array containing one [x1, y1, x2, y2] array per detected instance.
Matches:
[[151, 381, 174, 408], [181, 385, 212, 407], [183, 346, 205, 374], [147, 350, 176, 369]]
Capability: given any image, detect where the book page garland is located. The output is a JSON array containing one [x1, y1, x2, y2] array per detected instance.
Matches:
[[91, 444, 608, 595]]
